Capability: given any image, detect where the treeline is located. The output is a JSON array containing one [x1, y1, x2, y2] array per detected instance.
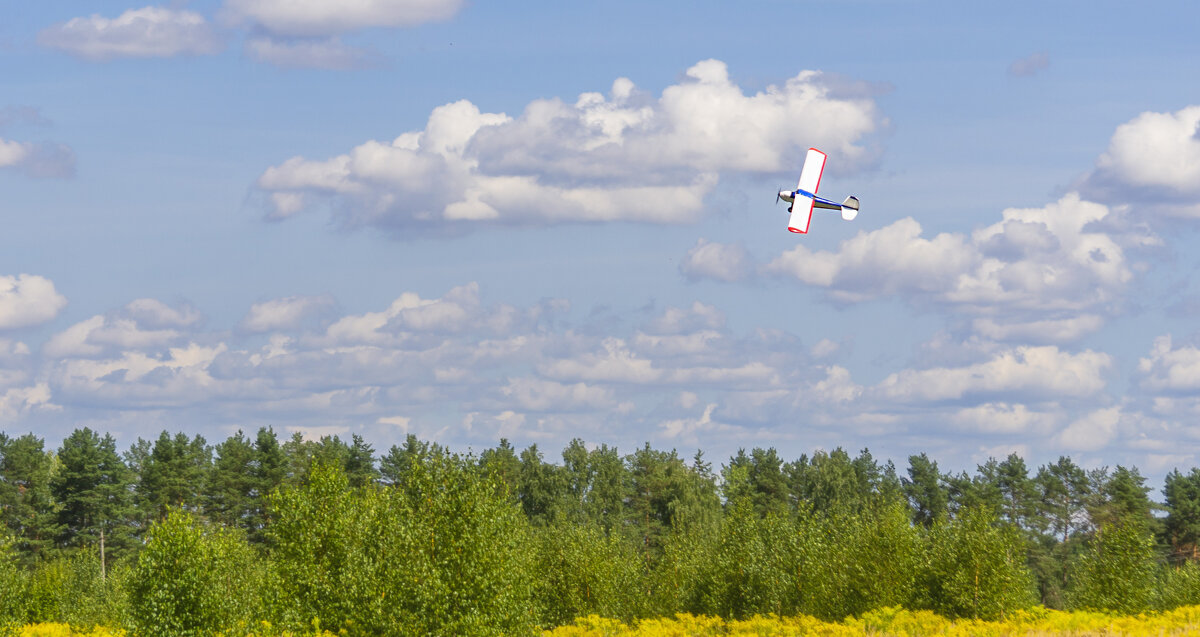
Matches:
[[3, 427, 1200, 635]]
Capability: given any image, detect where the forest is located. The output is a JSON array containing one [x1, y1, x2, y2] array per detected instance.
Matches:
[[4, 426, 1200, 635]]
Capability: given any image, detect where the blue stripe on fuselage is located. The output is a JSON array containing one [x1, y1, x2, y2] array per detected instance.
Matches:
[[794, 190, 840, 208]]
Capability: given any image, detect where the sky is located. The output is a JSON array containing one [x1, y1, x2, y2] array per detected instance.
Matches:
[[4, 0, 1200, 480]]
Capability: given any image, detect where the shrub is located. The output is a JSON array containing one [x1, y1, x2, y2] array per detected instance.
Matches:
[[0, 537, 25, 630], [920, 506, 1037, 619], [795, 503, 923, 619], [533, 524, 644, 626], [268, 458, 538, 635], [1159, 561, 1200, 610], [1067, 519, 1160, 613], [128, 509, 262, 636]]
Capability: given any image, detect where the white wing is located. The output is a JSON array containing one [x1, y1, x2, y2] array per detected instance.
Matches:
[[788, 197, 814, 234], [796, 148, 826, 194]]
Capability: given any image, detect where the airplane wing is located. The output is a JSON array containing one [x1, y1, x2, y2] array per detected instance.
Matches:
[[788, 196, 815, 234], [796, 148, 827, 195]]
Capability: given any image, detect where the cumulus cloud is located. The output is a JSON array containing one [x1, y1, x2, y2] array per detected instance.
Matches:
[[972, 315, 1105, 344], [1137, 334, 1200, 393], [222, 0, 464, 37], [952, 402, 1058, 435], [1008, 51, 1050, 77], [875, 346, 1111, 403], [44, 299, 199, 358], [240, 295, 334, 332], [1056, 406, 1122, 452], [254, 60, 885, 234], [38, 6, 222, 61], [125, 298, 202, 328], [680, 239, 752, 282], [0, 138, 75, 179], [499, 377, 615, 412], [0, 384, 56, 421], [763, 193, 1133, 341], [1080, 106, 1200, 215], [2, 278, 1137, 464], [0, 275, 68, 330], [220, 0, 464, 69]]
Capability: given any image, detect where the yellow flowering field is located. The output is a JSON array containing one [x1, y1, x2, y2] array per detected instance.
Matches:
[[544, 606, 1200, 636], [15, 607, 1200, 637]]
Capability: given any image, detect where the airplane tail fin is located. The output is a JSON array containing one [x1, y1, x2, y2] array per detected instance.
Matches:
[[841, 196, 859, 221]]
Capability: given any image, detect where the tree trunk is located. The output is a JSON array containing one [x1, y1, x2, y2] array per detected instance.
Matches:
[[100, 528, 106, 582]]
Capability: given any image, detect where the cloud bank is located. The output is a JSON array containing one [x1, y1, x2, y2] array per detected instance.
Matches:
[[255, 60, 885, 234]]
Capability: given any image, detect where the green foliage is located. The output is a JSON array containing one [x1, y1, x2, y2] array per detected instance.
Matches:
[[16, 429, 1200, 629], [787, 447, 900, 514], [52, 428, 137, 563], [133, 431, 211, 521], [1158, 560, 1200, 609], [204, 427, 287, 545], [23, 548, 129, 629], [920, 506, 1037, 620], [692, 501, 793, 619], [1067, 518, 1160, 613], [268, 458, 538, 636], [796, 503, 923, 620], [533, 523, 644, 626], [128, 509, 262, 637], [903, 453, 948, 528], [1163, 468, 1200, 563], [0, 537, 25, 630], [0, 433, 60, 564]]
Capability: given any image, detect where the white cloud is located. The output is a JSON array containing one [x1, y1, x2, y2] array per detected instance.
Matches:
[[642, 301, 725, 335], [659, 403, 741, 443], [807, 365, 862, 404], [0, 137, 75, 179], [810, 338, 840, 359], [255, 60, 885, 233], [952, 402, 1058, 434], [38, 6, 222, 61], [222, 0, 464, 37], [125, 298, 201, 328], [1056, 407, 1121, 452], [499, 377, 614, 412], [875, 346, 1111, 403], [0, 139, 30, 167], [680, 239, 752, 282], [240, 295, 333, 332], [972, 315, 1104, 344], [0, 274, 68, 330], [766, 216, 976, 300], [1008, 51, 1049, 77], [1083, 106, 1200, 208], [49, 342, 230, 408], [764, 194, 1133, 340], [243, 36, 379, 70], [1138, 334, 1200, 393], [44, 299, 200, 358], [0, 384, 56, 421]]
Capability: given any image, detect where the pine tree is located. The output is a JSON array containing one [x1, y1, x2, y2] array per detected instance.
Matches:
[[204, 430, 257, 530], [136, 431, 211, 520], [903, 453, 948, 527], [52, 428, 136, 575], [1162, 468, 1200, 563], [0, 433, 60, 563]]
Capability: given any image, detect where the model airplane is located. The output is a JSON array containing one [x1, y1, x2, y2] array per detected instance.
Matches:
[[776, 148, 859, 234]]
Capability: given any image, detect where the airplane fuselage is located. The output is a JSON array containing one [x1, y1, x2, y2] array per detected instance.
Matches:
[[778, 189, 844, 211]]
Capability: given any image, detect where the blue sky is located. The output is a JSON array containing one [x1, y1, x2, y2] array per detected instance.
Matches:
[[5, 0, 1200, 479]]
